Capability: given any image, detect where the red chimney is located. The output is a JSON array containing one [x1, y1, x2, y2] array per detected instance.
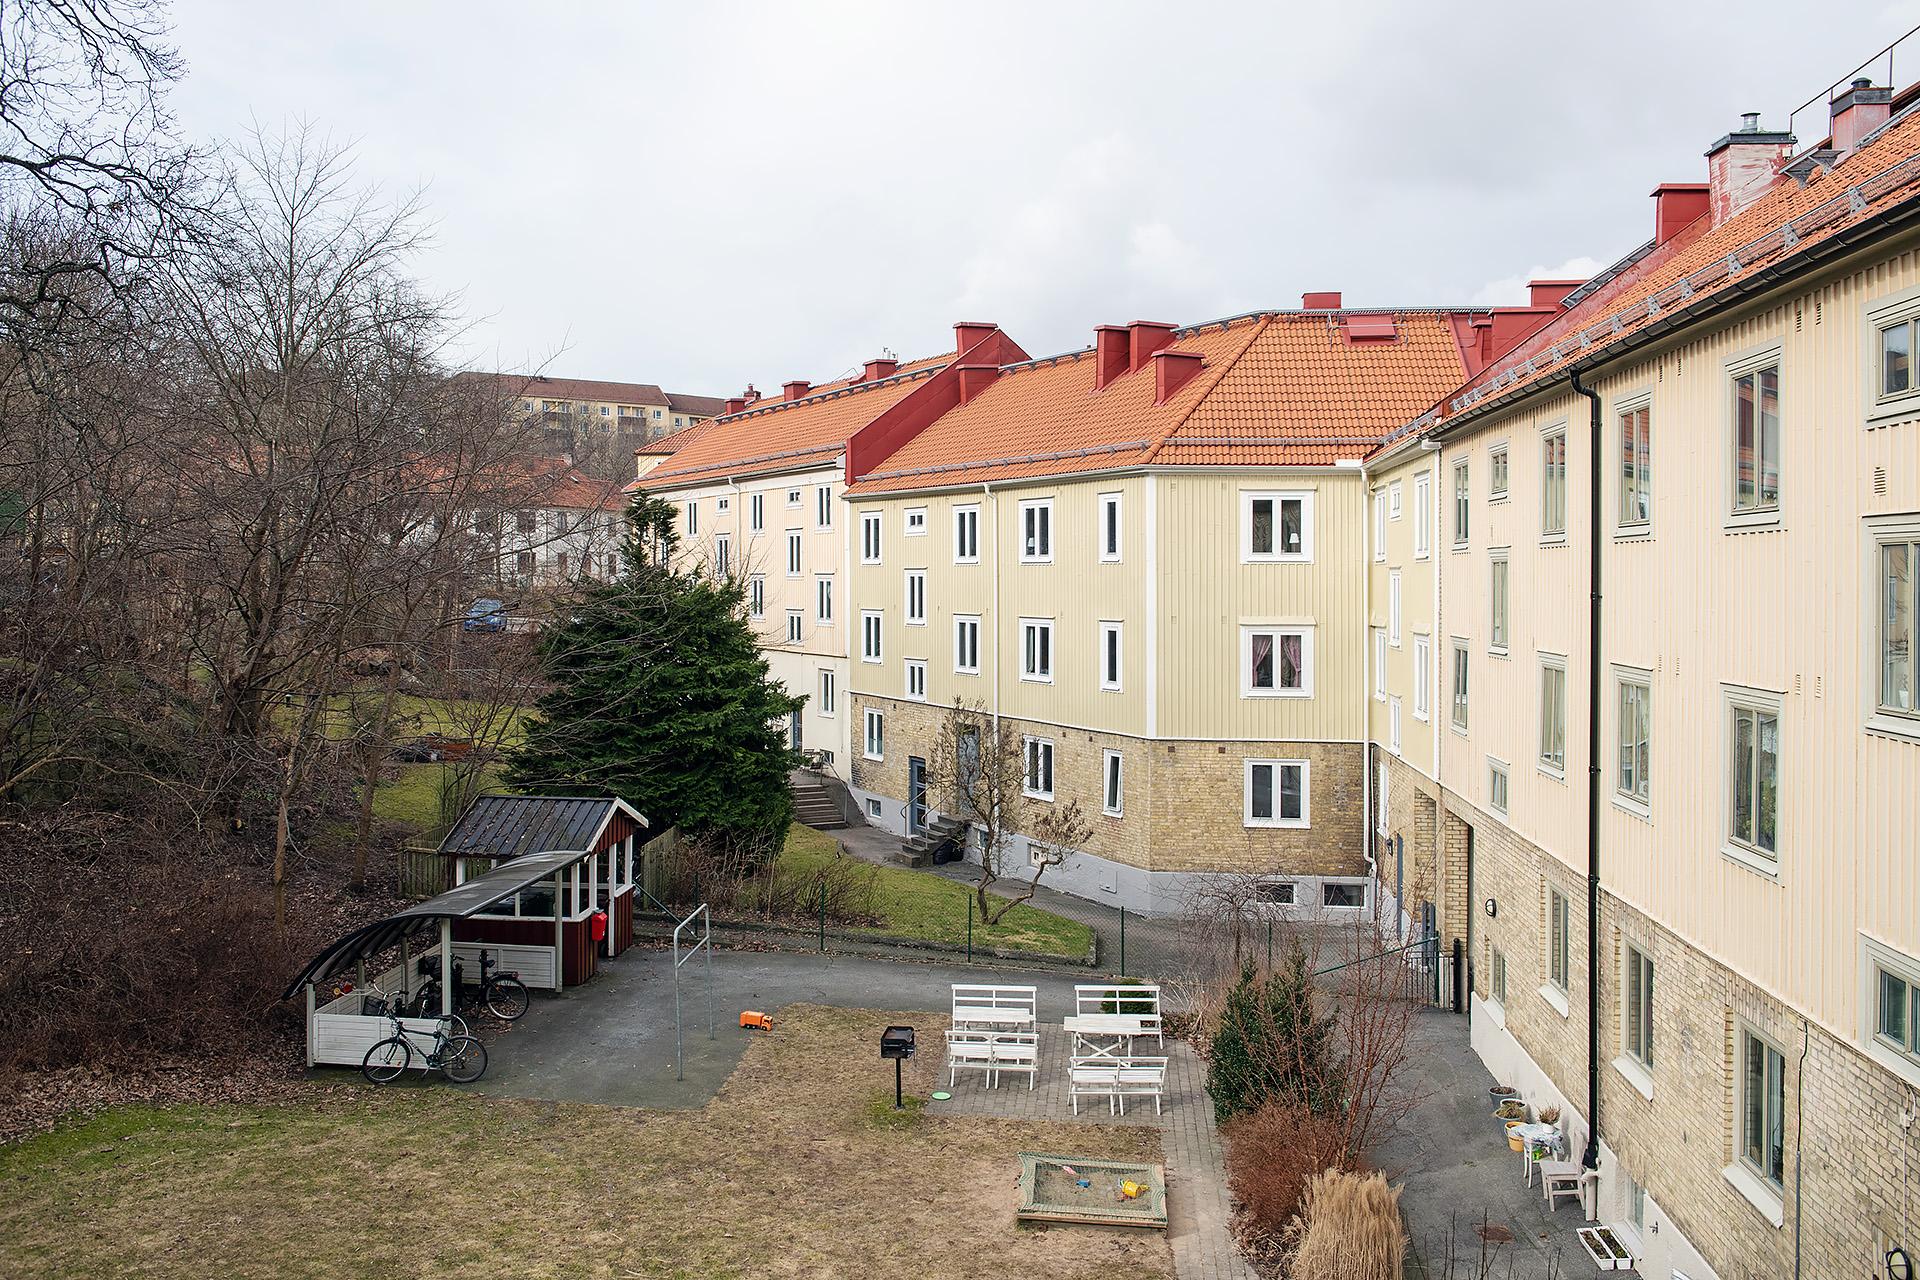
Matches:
[[722, 397, 747, 415], [1706, 114, 1794, 225], [1528, 279, 1583, 310], [1302, 291, 1343, 310], [782, 380, 811, 402], [862, 357, 898, 382], [742, 384, 761, 405], [953, 322, 997, 353], [956, 363, 1000, 405], [1128, 320, 1177, 371], [1152, 349, 1204, 404], [1831, 78, 1892, 154], [1094, 325, 1131, 391], [1651, 183, 1710, 246]]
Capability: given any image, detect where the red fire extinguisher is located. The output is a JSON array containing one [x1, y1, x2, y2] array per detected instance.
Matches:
[[590, 910, 608, 942]]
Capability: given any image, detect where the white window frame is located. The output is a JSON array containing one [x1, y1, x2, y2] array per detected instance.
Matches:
[[785, 609, 803, 644], [954, 614, 981, 675], [1373, 627, 1386, 701], [1617, 392, 1653, 534], [1388, 570, 1402, 647], [1867, 285, 1920, 423], [1615, 666, 1652, 816], [1388, 695, 1402, 755], [1450, 638, 1469, 733], [1538, 652, 1567, 778], [1243, 758, 1310, 829], [1622, 942, 1655, 1071], [685, 499, 699, 536], [715, 495, 730, 514], [1730, 1021, 1787, 1213], [1413, 472, 1431, 559], [786, 488, 802, 508], [816, 485, 834, 529], [1722, 683, 1783, 876], [1489, 548, 1510, 655], [953, 504, 980, 564], [1102, 749, 1124, 817], [904, 569, 926, 626], [904, 658, 927, 702], [863, 708, 884, 761], [1322, 881, 1367, 910], [904, 506, 927, 536], [1098, 621, 1123, 692], [1241, 624, 1314, 698], [1546, 886, 1570, 994], [1412, 633, 1430, 722], [714, 533, 732, 577], [1489, 441, 1510, 500], [1099, 492, 1123, 563], [1019, 498, 1053, 563], [815, 574, 834, 625], [1868, 512, 1920, 742], [1452, 459, 1470, 548], [749, 492, 764, 532], [1021, 736, 1055, 800], [1726, 344, 1784, 528], [1243, 490, 1314, 563], [860, 610, 883, 664], [1862, 936, 1920, 1087], [1373, 490, 1387, 561], [748, 574, 765, 619], [859, 511, 882, 564], [1540, 422, 1568, 543], [1488, 756, 1509, 816], [785, 530, 802, 578], [1388, 481, 1403, 520], [1019, 617, 1054, 683], [817, 668, 835, 717]]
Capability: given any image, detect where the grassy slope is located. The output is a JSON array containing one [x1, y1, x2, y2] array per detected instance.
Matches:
[[369, 762, 507, 831], [779, 824, 1093, 959]]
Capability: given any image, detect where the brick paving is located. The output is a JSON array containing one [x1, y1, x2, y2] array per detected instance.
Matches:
[[934, 1025, 1254, 1280]]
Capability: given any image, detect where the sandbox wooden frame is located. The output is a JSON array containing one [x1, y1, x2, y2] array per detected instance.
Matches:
[[1015, 1153, 1168, 1229]]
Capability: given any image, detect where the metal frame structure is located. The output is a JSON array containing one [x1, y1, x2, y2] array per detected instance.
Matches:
[[672, 903, 714, 1081]]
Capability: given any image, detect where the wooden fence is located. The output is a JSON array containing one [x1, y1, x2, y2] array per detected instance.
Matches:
[[397, 826, 683, 903]]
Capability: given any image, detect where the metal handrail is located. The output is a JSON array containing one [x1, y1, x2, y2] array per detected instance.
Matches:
[[671, 903, 714, 1081]]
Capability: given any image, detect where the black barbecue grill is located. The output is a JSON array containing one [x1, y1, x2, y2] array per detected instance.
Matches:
[[880, 1024, 916, 1108]]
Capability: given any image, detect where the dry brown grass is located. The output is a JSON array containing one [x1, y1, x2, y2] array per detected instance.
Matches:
[[0, 1004, 1173, 1279], [1288, 1169, 1407, 1280]]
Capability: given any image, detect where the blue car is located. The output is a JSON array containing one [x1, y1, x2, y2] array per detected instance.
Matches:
[[462, 597, 508, 632]]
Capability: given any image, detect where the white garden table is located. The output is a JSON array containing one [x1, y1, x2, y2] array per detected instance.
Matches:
[[1064, 1013, 1153, 1052], [952, 1007, 1034, 1029]]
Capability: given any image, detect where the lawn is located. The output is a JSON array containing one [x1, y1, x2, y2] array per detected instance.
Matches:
[[0, 1006, 1171, 1279], [779, 824, 1095, 960], [370, 761, 506, 831]]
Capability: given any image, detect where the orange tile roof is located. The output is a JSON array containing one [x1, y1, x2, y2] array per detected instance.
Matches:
[[501, 456, 629, 511], [1410, 103, 1920, 437], [846, 312, 1471, 494], [637, 353, 951, 490]]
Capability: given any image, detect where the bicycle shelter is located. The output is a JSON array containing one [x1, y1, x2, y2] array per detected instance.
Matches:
[[282, 794, 647, 1069]]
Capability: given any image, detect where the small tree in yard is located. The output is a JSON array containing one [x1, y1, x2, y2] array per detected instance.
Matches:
[[506, 495, 802, 860], [928, 699, 1092, 925], [1207, 945, 1344, 1123]]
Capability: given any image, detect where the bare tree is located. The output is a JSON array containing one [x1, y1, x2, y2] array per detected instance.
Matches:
[[927, 698, 1091, 925]]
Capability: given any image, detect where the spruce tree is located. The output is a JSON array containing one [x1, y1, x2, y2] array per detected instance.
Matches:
[[506, 495, 803, 859], [1205, 944, 1346, 1122]]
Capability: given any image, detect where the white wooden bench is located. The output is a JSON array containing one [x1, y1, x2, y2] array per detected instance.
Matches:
[[1068, 1053, 1169, 1115], [952, 983, 1038, 1030], [1070, 984, 1163, 1051], [945, 1028, 1039, 1090]]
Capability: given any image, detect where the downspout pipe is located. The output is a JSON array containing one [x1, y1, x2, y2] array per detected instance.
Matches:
[[1571, 368, 1603, 1172]]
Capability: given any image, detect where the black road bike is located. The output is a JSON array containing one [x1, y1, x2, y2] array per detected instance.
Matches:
[[361, 1010, 487, 1084], [410, 948, 531, 1022]]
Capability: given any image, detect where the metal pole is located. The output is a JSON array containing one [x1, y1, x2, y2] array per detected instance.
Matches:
[[966, 895, 973, 963], [439, 918, 453, 1017], [1266, 920, 1273, 970], [674, 927, 683, 1082], [705, 908, 714, 1041], [1118, 905, 1126, 977], [819, 881, 827, 953], [894, 1056, 904, 1110]]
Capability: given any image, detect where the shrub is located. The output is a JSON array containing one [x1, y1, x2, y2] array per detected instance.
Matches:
[[1224, 1101, 1354, 1240], [1288, 1170, 1406, 1280], [1205, 946, 1343, 1123]]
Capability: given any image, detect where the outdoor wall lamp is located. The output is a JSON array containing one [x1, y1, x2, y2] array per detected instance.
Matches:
[[1483, 897, 1498, 919], [1888, 1244, 1912, 1280]]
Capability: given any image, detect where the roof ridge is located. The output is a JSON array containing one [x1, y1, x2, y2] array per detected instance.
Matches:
[[1139, 313, 1278, 465]]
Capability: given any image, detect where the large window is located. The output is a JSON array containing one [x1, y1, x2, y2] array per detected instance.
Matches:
[[1731, 363, 1781, 516], [748, 575, 765, 619], [1245, 491, 1311, 562], [1019, 498, 1052, 563], [786, 530, 801, 577], [1618, 673, 1651, 808], [818, 669, 835, 716], [749, 492, 764, 533], [863, 708, 884, 761], [1878, 524, 1917, 726], [1619, 403, 1652, 529], [1541, 426, 1568, 540], [815, 574, 833, 624], [1243, 626, 1311, 697], [1413, 472, 1431, 559], [685, 499, 699, 536], [1099, 621, 1122, 691], [1490, 550, 1510, 653], [860, 610, 882, 663], [1726, 688, 1780, 866], [1244, 759, 1309, 828], [1623, 944, 1654, 1068], [1412, 634, 1430, 721], [1022, 736, 1054, 800], [1452, 460, 1470, 547], [1099, 493, 1122, 562], [1451, 641, 1469, 731], [860, 511, 882, 564], [1490, 443, 1509, 499], [953, 505, 980, 563], [1373, 490, 1386, 561], [1388, 570, 1402, 647], [816, 485, 833, 528], [904, 569, 926, 626], [1539, 656, 1566, 774], [954, 615, 981, 674], [1102, 750, 1124, 817], [1020, 618, 1053, 682], [1547, 888, 1569, 993], [1739, 1028, 1786, 1191]]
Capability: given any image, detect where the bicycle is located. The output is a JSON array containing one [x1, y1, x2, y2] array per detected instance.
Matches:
[[410, 948, 530, 1022], [361, 1009, 488, 1085]]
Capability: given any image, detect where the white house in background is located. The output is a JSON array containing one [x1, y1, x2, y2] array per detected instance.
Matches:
[[478, 456, 629, 590]]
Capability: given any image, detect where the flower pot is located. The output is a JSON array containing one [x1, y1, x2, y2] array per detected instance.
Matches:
[[1506, 1123, 1524, 1152], [1576, 1226, 1633, 1271], [1489, 1084, 1519, 1101]]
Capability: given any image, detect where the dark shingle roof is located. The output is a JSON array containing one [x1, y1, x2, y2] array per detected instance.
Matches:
[[437, 794, 617, 861]]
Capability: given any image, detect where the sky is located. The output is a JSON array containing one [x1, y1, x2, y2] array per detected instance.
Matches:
[[166, 1, 1919, 397]]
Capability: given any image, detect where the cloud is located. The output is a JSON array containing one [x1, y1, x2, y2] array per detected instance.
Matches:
[[1471, 257, 1607, 308]]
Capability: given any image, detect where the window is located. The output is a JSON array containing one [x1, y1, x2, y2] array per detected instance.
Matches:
[[1726, 688, 1781, 866], [1373, 490, 1386, 561], [1022, 737, 1054, 800], [863, 708, 884, 760], [1547, 888, 1569, 992], [1452, 461, 1470, 546], [1541, 426, 1567, 540], [954, 615, 981, 674], [866, 798, 883, 819], [818, 669, 835, 716], [1388, 570, 1402, 646], [905, 659, 927, 702], [1731, 363, 1781, 516], [514, 549, 535, 576], [1619, 403, 1652, 529], [1389, 696, 1402, 754], [1539, 656, 1567, 774], [1020, 618, 1053, 682], [815, 575, 833, 624], [1491, 947, 1508, 1005], [1102, 750, 1124, 817], [1100, 492, 1123, 562], [1019, 498, 1052, 562], [1882, 315, 1918, 399], [749, 492, 764, 532], [1873, 955, 1920, 1067], [786, 488, 802, 507], [860, 610, 882, 663], [1258, 881, 1296, 906], [748, 575, 765, 619], [1624, 944, 1654, 1068], [1243, 626, 1311, 697], [1389, 481, 1402, 520], [1451, 641, 1470, 731], [1372, 627, 1386, 701], [953, 504, 980, 563], [1323, 882, 1364, 909], [1875, 520, 1918, 730], [1618, 673, 1651, 809], [1099, 621, 1123, 691], [1244, 491, 1311, 561], [1377, 762, 1389, 835], [1413, 472, 1431, 559], [905, 506, 927, 535], [1244, 759, 1309, 828], [904, 569, 926, 625], [715, 495, 730, 514], [786, 530, 801, 577], [785, 610, 802, 643], [1739, 1028, 1786, 1191], [1413, 634, 1430, 721], [816, 485, 833, 528], [1489, 551, 1510, 653], [860, 511, 882, 564], [684, 500, 699, 536], [1490, 443, 1509, 499], [713, 535, 731, 577], [1488, 757, 1509, 815]]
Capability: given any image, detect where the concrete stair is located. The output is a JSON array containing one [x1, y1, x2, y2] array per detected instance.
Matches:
[[898, 813, 966, 866], [792, 779, 847, 831]]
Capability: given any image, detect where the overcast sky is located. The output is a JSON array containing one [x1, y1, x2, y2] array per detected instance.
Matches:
[[168, 1, 1917, 396]]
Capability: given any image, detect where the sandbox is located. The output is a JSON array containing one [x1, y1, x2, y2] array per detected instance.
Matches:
[[1015, 1153, 1168, 1229]]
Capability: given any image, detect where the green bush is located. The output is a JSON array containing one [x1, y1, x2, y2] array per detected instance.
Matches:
[[1205, 946, 1344, 1124]]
